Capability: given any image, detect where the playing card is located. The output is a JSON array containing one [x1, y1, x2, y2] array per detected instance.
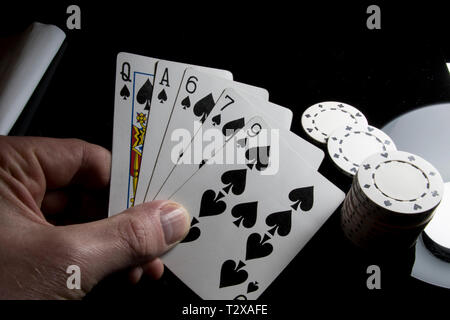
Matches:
[[109, 52, 157, 216], [133, 60, 239, 207], [138, 68, 270, 203], [163, 117, 345, 299], [155, 88, 323, 200], [109, 53, 233, 216]]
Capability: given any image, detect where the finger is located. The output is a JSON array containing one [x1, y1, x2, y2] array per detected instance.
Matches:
[[128, 258, 164, 284], [128, 266, 144, 284], [141, 258, 164, 280], [0, 137, 111, 206], [32, 138, 111, 190], [41, 190, 70, 215], [57, 200, 189, 285]]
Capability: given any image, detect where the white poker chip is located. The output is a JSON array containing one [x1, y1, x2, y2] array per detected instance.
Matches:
[[357, 151, 444, 215], [327, 125, 397, 176], [423, 182, 450, 257], [411, 234, 450, 289], [301, 101, 368, 144]]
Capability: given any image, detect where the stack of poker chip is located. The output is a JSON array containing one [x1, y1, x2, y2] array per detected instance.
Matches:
[[341, 151, 444, 250], [301, 101, 445, 251], [421, 182, 450, 261]]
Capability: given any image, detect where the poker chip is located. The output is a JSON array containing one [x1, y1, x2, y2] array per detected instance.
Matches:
[[357, 151, 443, 215], [411, 234, 450, 289], [301, 101, 368, 144], [422, 182, 450, 262], [327, 125, 397, 176], [341, 150, 444, 250]]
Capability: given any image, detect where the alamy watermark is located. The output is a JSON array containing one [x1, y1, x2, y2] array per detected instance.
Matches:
[[66, 265, 81, 290], [66, 5, 81, 30], [366, 264, 381, 289], [170, 122, 280, 175], [366, 5, 381, 30]]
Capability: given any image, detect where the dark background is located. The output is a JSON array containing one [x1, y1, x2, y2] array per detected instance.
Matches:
[[1, 0, 450, 314]]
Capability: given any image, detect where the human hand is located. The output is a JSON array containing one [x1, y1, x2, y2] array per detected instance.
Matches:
[[0, 136, 190, 299]]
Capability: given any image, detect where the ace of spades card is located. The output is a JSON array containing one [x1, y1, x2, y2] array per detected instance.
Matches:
[[162, 117, 345, 300], [109, 52, 158, 216]]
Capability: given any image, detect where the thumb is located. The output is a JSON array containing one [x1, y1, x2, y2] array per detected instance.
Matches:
[[59, 200, 190, 286]]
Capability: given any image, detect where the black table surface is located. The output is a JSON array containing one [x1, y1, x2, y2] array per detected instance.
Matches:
[[2, 0, 450, 314]]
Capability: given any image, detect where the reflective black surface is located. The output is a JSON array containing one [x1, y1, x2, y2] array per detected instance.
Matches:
[[1, 0, 450, 312]]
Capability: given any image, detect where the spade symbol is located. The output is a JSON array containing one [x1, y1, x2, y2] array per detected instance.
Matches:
[[136, 79, 153, 111], [157, 89, 168, 103], [236, 138, 247, 148], [221, 169, 247, 195], [193, 93, 215, 123], [247, 281, 259, 293], [245, 146, 270, 171], [212, 114, 221, 126], [222, 117, 245, 138], [219, 260, 248, 288], [265, 210, 292, 237], [181, 96, 191, 109], [245, 233, 273, 260], [120, 84, 130, 100], [288, 186, 314, 211], [231, 202, 257, 228], [181, 217, 201, 243], [199, 190, 226, 217]]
